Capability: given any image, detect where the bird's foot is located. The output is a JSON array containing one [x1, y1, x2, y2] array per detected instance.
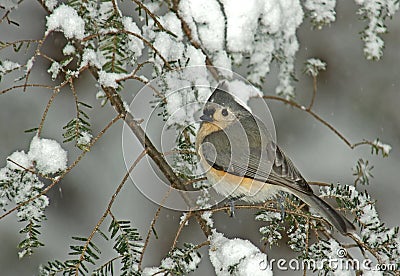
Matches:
[[227, 199, 236, 217], [278, 191, 286, 220]]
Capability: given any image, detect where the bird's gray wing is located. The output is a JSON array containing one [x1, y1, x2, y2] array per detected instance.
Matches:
[[200, 116, 313, 195]]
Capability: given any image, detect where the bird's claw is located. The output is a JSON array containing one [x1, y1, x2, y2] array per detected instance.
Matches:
[[278, 191, 286, 220]]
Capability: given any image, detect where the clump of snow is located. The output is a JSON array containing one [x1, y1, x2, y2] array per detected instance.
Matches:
[[179, 0, 224, 52], [355, 1, 400, 60], [158, 246, 201, 273], [48, 61, 61, 80], [320, 184, 398, 252], [80, 48, 101, 69], [142, 267, 163, 276], [122, 16, 145, 58], [46, 4, 85, 39], [180, 212, 190, 226], [373, 139, 392, 157], [63, 44, 75, 55], [98, 70, 127, 88], [28, 135, 68, 174], [209, 230, 272, 276], [159, 12, 184, 40], [222, 0, 261, 53], [7, 151, 32, 170], [123, 101, 131, 113], [0, 141, 54, 241], [304, 58, 327, 77], [44, 0, 58, 11], [227, 79, 262, 108], [0, 60, 21, 74], [161, 257, 175, 270], [201, 211, 214, 227], [77, 131, 92, 146], [158, 68, 210, 126], [25, 57, 35, 72], [1, 135, 67, 224], [304, 0, 336, 28]]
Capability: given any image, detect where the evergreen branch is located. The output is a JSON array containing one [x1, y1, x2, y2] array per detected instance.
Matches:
[[0, 115, 122, 221], [6, 158, 54, 181], [92, 255, 122, 276], [83, 30, 172, 70], [131, 0, 177, 37], [108, 211, 142, 276], [0, 39, 40, 51]]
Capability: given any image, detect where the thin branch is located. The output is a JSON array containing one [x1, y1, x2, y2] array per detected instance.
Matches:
[[37, 88, 60, 136], [0, 39, 40, 51], [171, 211, 192, 250], [0, 84, 54, 95], [139, 186, 173, 270], [23, 36, 47, 92], [258, 95, 376, 150], [74, 149, 148, 275], [308, 181, 331, 187], [307, 75, 317, 110], [69, 79, 81, 144]]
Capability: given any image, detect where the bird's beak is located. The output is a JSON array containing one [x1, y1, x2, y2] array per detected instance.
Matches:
[[200, 114, 213, 122], [200, 107, 215, 122]]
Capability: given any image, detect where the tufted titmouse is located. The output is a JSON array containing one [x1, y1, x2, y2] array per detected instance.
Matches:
[[196, 81, 355, 234]]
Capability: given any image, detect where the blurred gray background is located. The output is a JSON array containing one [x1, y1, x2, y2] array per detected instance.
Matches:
[[0, 1, 399, 275]]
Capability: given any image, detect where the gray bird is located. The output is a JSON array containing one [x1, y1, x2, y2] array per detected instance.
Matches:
[[196, 81, 355, 234]]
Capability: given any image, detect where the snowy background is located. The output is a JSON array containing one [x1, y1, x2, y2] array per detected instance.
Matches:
[[0, 1, 399, 275]]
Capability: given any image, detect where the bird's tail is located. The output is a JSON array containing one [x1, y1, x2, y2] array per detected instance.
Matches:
[[298, 193, 355, 234]]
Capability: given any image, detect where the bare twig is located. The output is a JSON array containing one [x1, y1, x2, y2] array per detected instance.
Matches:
[[308, 181, 331, 187], [171, 211, 192, 249], [23, 37, 46, 92], [257, 95, 376, 150], [138, 186, 173, 270], [307, 75, 317, 110], [37, 88, 60, 136], [0, 84, 54, 95]]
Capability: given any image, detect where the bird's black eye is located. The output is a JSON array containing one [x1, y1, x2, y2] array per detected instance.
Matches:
[[221, 108, 228, 116]]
